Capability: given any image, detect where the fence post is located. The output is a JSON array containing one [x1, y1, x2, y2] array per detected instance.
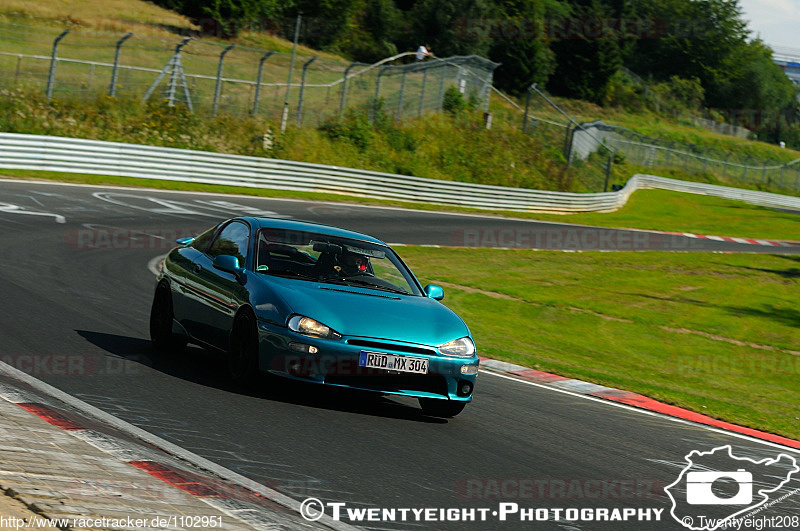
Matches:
[[562, 123, 572, 157], [395, 68, 407, 120], [109, 32, 132, 97], [14, 55, 22, 85], [252, 51, 275, 115], [604, 151, 614, 192], [142, 37, 191, 109], [372, 65, 390, 123], [418, 68, 428, 117], [565, 126, 578, 170], [46, 30, 70, 101], [522, 85, 532, 132], [338, 62, 358, 121], [296, 56, 317, 126], [281, 14, 302, 133], [212, 44, 235, 116], [437, 64, 447, 110]]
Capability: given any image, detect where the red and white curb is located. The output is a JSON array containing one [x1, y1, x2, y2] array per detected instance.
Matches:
[[479, 357, 800, 450], [0, 365, 354, 531], [664, 231, 799, 248]]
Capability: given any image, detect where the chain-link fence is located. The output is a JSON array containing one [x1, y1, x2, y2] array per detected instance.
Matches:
[[496, 83, 800, 194], [0, 20, 498, 127]]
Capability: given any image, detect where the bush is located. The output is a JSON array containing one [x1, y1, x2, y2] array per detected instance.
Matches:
[[442, 86, 467, 115], [318, 111, 373, 151], [650, 76, 704, 111]]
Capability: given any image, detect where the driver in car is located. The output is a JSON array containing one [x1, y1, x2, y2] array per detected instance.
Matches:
[[339, 250, 370, 276]]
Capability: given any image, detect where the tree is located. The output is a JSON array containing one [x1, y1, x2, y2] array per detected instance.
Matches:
[[547, 0, 623, 102], [489, 0, 566, 95], [403, 0, 495, 58]]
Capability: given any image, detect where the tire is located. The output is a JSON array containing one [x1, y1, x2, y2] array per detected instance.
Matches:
[[149, 281, 186, 356], [419, 397, 466, 418], [228, 310, 259, 386]]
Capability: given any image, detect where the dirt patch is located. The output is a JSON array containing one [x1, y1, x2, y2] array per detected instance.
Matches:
[[661, 326, 800, 356], [437, 281, 633, 322]]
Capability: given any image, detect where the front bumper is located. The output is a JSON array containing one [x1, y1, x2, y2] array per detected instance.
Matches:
[[257, 321, 478, 401]]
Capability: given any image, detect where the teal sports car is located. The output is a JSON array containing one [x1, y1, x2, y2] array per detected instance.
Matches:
[[150, 218, 478, 417]]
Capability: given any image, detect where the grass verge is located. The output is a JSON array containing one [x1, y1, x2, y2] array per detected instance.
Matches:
[[3, 171, 799, 242], [399, 246, 800, 440]]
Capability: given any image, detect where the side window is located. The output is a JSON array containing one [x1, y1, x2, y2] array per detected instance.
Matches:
[[190, 227, 216, 252], [207, 222, 250, 266]]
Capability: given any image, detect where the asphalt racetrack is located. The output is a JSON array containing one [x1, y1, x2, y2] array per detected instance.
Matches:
[[1, 179, 798, 530]]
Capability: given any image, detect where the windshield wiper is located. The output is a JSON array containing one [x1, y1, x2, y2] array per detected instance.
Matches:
[[334, 277, 408, 295]]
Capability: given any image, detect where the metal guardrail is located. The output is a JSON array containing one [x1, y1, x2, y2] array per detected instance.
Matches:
[[1, 133, 799, 213]]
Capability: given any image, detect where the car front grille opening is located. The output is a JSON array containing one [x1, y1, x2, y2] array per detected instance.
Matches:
[[324, 364, 449, 397], [346, 339, 435, 356]]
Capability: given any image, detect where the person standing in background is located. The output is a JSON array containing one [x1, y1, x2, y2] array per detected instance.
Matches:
[[416, 44, 433, 61]]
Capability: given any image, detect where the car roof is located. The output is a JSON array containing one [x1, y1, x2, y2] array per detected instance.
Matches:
[[243, 217, 387, 246]]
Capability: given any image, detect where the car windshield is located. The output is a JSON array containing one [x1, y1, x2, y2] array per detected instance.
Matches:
[[255, 229, 422, 296]]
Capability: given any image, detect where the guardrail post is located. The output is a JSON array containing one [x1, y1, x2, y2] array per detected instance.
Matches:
[[109, 32, 132, 97], [212, 44, 235, 116], [338, 62, 358, 121], [46, 30, 69, 101], [252, 51, 276, 115], [395, 68, 407, 120], [296, 56, 317, 126], [418, 69, 428, 117]]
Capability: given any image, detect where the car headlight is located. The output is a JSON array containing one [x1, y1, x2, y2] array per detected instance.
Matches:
[[287, 315, 342, 340], [438, 336, 476, 357]]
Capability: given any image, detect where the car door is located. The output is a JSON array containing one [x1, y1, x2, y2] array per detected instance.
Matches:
[[170, 225, 218, 341], [192, 220, 251, 349]]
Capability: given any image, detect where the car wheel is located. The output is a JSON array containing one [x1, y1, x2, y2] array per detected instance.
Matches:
[[418, 398, 466, 418], [228, 310, 259, 386], [149, 281, 186, 356]]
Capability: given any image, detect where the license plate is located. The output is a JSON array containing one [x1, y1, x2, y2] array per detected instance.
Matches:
[[358, 351, 428, 374]]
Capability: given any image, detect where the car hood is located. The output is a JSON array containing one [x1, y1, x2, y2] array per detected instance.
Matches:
[[264, 278, 470, 347]]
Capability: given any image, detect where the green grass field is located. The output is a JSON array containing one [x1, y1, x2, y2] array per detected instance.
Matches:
[[399, 247, 800, 440]]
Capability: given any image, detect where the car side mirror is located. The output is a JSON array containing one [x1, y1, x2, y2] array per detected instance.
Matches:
[[176, 236, 195, 246], [213, 255, 246, 284], [424, 284, 444, 301]]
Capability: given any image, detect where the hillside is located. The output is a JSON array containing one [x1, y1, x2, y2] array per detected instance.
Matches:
[[0, 0, 798, 197]]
